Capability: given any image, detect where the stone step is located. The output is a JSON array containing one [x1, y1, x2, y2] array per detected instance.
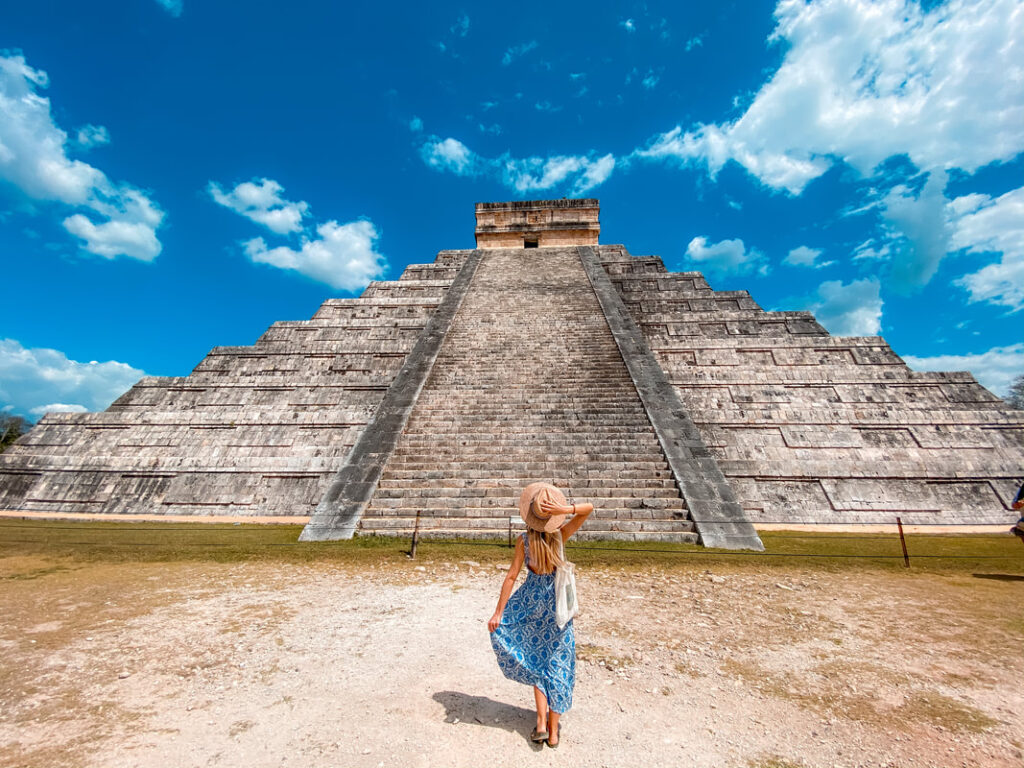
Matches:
[[380, 467, 676, 481], [354, 526, 700, 544], [371, 485, 682, 500], [393, 437, 661, 447], [363, 505, 688, 520], [376, 477, 679, 490], [408, 413, 649, 420], [408, 404, 648, 413], [389, 450, 669, 462], [365, 496, 686, 511], [356, 517, 697, 540], [406, 405, 648, 413], [358, 507, 688, 528], [382, 461, 672, 473], [404, 412, 653, 422], [397, 428, 655, 438]]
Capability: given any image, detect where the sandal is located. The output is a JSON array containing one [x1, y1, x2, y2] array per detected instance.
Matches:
[[547, 724, 561, 748], [530, 728, 549, 743]]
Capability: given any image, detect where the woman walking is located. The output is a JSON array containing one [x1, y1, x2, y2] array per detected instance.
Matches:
[[488, 482, 594, 748]]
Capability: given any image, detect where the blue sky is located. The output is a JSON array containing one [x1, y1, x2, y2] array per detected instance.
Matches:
[[1, 0, 1022, 419]]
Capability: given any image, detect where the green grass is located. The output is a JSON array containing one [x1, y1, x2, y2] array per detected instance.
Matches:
[[0, 518, 1021, 573]]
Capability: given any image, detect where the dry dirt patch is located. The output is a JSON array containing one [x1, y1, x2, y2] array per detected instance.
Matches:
[[0, 556, 1021, 768]]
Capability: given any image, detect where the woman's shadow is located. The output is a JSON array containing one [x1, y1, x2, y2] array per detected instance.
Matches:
[[432, 691, 541, 747]]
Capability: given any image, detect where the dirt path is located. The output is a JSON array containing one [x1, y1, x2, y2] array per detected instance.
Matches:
[[1, 557, 1022, 768]]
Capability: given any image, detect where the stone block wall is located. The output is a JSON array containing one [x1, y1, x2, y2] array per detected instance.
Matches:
[[0, 251, 473, 517], [475, 199, 600, 248], [597, 245, 1024, 525]]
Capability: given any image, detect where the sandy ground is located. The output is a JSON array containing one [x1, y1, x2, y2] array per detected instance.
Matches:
[[1, 556, 1022, 768]]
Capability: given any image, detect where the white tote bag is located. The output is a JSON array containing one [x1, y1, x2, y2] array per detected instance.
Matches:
[[554, 537, 579, 629]]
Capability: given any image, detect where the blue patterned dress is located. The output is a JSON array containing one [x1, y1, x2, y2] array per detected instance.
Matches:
[[490, 533, 576, 713]]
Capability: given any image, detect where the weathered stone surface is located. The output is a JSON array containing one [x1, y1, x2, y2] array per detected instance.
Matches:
[[475, 199, 599, 248], [579, 246, 762, 550], [346, 244, 702, 544], [596, 243, 1024, 526], [0, 253, 473, 517], [1, 198, 1019, 541], [300, 251, 484, 540]]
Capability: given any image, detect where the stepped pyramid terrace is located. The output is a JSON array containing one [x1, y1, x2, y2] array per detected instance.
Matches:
[[1, 199, 1022, 550]]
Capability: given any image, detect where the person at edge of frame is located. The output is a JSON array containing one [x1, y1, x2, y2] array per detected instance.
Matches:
[[1011, 479, 1024, 541]]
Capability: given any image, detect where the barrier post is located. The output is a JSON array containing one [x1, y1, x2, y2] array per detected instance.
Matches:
[[896, 517, 910, 568], [409, 509, 421, 559]]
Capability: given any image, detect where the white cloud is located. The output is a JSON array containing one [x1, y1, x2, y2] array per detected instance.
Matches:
[[421, 137, 476, 175], [635, 0, 1024, 194], [801, 277, 883, 336], [503, 154, 615, 196], [0, 55, 100, 202], [950, 185, 1024, 312], [641, 72, 660, 90], [685, 236, 767, 276], [243, 219, 386, 291], [636, 124, 829, 196], [534, 100, 562, 113], [573, 154, 615, 194], [208, 178, 309, 235], [62, 189, 164, 261], [502, 41, 538, 66], [619, 18, 636, 32], [409, 116, 423, 132], [209, 176, 386, 291], [0, 338, 144, 417], [0, 52, 164, 260], [629, 0, 1023, 302], [31, 403, 88, 416], [451, 14, 470, 37], [878, 169, 951, 291], [904, 343, 1024, 398], [74, 124, 110, 149], [154, 0, 183, 17], [685, 34, 704, 51], [852, 238, 890, 262], [784, 245, 831, 268], [857, 181, 1024, 306], [420, 135, 615, 195]]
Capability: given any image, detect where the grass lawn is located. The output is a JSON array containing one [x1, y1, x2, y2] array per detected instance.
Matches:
[[1, 517, 1020, 574]]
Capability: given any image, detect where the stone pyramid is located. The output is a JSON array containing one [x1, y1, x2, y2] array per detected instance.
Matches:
[[1, 199, 1021, 549]]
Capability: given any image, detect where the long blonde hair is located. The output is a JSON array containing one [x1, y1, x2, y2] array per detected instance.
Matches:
[[527, 529, 564, 574]]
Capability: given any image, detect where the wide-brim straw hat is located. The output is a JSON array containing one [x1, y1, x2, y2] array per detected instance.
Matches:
[[518, 482, 574, 533]]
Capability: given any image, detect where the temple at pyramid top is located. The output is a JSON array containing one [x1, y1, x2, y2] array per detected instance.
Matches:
[[475, 198, 600, 248]]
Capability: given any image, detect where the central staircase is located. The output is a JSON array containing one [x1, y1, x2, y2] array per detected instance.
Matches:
[[358, 246, 696, 541]]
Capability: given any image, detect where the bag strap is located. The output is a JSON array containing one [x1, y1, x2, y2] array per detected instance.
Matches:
[[557, 533, 570, 569]]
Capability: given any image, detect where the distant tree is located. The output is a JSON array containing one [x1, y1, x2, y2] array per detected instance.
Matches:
[[1008, 374, 1024, 410], [0, 414, 32, 453]]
